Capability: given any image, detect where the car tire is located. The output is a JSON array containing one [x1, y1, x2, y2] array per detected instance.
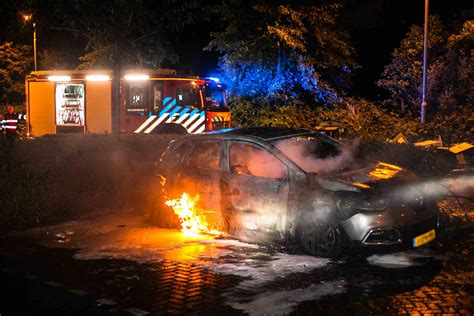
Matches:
[[298, 221, 345, 258]]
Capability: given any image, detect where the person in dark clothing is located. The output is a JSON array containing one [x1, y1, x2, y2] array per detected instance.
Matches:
[[3, 104, 18, 149], [0, 112, 4, 146]]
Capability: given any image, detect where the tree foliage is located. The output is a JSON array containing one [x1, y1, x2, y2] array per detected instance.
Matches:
[[206, 2, 356, 106], [229, 96, 472, 143], [377, 16, 446, 115], [378, 17, 473, 118], [0, 42, 33, 104], [26, 0, 207, 69]]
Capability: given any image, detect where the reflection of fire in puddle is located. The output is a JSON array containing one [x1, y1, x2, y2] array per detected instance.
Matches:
[[166, 193, 223, 237]]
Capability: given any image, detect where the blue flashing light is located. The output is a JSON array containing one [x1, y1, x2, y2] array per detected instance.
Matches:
[[209, 77, 220, 83], [203, 128, 235, 134]]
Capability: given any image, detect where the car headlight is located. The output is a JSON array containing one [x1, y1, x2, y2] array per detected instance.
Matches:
[[336, 196, 387, 220], [354, 198, 387, 211]]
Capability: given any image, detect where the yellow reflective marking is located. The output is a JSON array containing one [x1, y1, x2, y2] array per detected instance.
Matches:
[[413, 229, 436, 247]]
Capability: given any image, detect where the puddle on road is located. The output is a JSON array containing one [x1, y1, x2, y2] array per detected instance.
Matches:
[[45, 223, 342, 315], [9, 213, 441, 315], [366, 251, 431, 268]]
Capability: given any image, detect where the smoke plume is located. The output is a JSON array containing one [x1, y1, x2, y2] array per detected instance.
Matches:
[[274, 138, 361, 174]]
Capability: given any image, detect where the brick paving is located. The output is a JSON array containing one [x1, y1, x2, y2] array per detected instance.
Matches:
[[344, 236, 472, 315], [294, 198, 474, 315], [1, 198, 473, 315]]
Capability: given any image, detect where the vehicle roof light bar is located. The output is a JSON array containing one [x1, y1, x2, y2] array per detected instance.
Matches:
[[48, 75, 71, 82], [124, 74, 150, 81]]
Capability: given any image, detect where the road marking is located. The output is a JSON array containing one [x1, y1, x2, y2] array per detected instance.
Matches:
[[97, 298, 117, 306], [24, 273, 40, 280], [125, 307, 149, 315], [45, 281, 63, 287], [69, 289, 88, 296]]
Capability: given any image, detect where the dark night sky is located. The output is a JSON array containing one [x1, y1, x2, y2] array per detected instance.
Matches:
[[174, 0, 472, 98], [343, 0, 473, 98], [1, 0, 472, 99]]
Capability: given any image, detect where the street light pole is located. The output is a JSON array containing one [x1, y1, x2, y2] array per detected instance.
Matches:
[[33, 22, 37, 71], [421, 0, 429, 124], [23, 14, 37, 71]]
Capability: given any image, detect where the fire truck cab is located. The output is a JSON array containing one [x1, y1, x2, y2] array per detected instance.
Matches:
[[122, 70, 231, 135]]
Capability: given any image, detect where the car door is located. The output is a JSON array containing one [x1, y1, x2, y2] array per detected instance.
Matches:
[[171, 140, 224, 228], [221, 141, 290, 241]]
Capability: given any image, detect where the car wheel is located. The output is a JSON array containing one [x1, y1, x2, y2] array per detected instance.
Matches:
[[298, 221, 345, 258]]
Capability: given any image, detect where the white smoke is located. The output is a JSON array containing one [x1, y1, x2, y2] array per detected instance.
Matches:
[[397, 175, 474, 201], [274, 138, 360, 174]]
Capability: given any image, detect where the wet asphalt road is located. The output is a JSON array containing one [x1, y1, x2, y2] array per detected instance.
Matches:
[[0, 204, 473, 315]]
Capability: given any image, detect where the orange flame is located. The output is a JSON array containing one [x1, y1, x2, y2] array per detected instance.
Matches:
[[369, 162, 403, 180], [165, 193, 222, 237]]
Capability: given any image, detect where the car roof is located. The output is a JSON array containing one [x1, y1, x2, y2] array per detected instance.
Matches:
[[189, 127, 318, 141]]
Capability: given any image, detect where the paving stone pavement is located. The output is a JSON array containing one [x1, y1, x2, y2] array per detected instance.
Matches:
[[293, 199, 474, 315], [1, 198, 473, 315]]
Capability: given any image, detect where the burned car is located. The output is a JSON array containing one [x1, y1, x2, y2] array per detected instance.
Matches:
[[154, 128, 438, 258]]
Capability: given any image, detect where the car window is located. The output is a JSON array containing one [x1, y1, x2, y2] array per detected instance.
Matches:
[[229, 142, 287, 180], [185, 141, 221, 170], [161, 141, 190, 164]]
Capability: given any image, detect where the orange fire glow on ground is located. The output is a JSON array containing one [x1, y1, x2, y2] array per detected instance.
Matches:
[[165, 193, 223, 237]]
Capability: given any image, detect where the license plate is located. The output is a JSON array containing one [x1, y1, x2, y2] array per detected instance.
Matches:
[[413, 229, 436, 247]]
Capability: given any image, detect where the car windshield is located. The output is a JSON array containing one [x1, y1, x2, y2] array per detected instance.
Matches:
[[203, 82, 227, 111], [271, 134, 344, 173]]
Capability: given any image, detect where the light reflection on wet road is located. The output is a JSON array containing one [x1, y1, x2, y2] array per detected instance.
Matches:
[[0, 207, 472, 315]]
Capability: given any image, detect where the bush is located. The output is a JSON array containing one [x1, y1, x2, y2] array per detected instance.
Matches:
[[0, 134, 177, 231], [356, 141, 456, 178], [229, 96, 473, 143]]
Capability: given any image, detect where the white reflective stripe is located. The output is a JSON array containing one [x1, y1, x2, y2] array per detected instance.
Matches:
[[5, 120, 18, 123], [134, 115, 157, 133], [165, 112, 181, 123], [144, 113, 169, 134], [5, 126, 17, 129], [174, 113, 189, 124], [182, 113, 200, 128], [193, 125, 206, 134], [188, 116, 205, 134]]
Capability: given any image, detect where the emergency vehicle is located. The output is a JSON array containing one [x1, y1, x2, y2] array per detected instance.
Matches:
[[25, 69, 231, 136]]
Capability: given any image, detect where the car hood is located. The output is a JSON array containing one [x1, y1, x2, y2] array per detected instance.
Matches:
[[313, 161, 417, 193]]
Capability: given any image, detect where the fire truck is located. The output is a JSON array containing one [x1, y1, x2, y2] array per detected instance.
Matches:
[[25, 69, 231, 136]]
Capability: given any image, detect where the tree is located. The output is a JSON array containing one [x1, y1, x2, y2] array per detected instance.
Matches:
[[206, 2, 356, 107], [26, 0, 207, 69], [377, 16, 446, 116], [378, 16, 474, 120], [48, 0, 176, 69], [439, 20, 474, 107], [39, 49, 72, 70], [0, 42, 33, 105]]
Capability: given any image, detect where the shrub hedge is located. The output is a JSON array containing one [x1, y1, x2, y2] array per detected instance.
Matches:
[[0, 134, 176, 231]]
